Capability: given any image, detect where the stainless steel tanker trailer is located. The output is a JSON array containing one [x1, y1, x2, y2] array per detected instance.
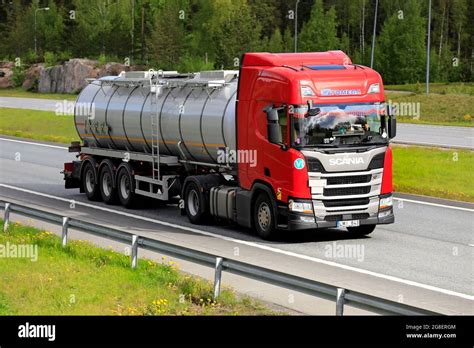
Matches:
[[64, 51, 396, 239]]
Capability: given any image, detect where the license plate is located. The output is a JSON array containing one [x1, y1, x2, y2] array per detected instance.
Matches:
[[337, 220, 360, 228]]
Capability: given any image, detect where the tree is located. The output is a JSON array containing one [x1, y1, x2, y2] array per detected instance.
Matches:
[[299, 0, 339, 52], [211, 0, 261, 69], [266, 28, 284, 53], [376, 0, 426, 84], [147, 0, 189, 70]]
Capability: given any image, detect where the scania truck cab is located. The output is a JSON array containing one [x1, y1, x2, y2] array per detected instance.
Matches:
[[236, 52, 395, 238]]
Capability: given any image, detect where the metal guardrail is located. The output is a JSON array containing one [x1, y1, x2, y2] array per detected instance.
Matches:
[[0, 200, 440, 316]]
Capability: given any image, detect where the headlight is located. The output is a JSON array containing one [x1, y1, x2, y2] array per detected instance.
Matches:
[[379, 195, 393, 210], [368, 83, 380, 94], [301, 85, 316, 97], [289, 200, 313, 214]]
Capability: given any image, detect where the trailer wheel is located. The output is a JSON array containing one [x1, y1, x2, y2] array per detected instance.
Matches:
[[347, 225, 376, 236], [253, 193, 278, 240], [117, 165, 136, 208], [82, 161, 100, 201], [184, 182, 206, 224], [99, 162, 118, 204]]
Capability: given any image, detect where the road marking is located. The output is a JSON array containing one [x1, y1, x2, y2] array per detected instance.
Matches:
[[393, 140, 472, 150], [2, 137, 473, 212], [1, 183, 473, 301], [0, 137, 67, 150], [393, 197, 474, 213]]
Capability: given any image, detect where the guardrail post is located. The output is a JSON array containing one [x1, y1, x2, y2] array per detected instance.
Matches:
[[336, 288, 346, 316], [131, 235, 138, 269], [61, 217, 70, 247], [3, 203, 11, 232], [213, 257, 224, 301]]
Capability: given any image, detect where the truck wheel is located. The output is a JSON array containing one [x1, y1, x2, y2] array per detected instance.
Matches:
[[99, 162, 118, 205], [117, 165, 136, 208], [253, 193, 278, 240], [347, 224, 376, 236], [184, 182, 206, 224], [82, 161, 100, 201]]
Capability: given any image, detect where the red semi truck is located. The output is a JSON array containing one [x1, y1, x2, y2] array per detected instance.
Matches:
[[64, 51, 396, 239]]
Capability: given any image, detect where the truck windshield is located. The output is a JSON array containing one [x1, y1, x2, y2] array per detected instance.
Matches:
[[291, 103, 388, 148]]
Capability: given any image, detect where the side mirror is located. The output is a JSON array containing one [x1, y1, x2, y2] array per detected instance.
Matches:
[[386, 104, 396, 139], [388, 115, 396, 139], [264, 105, 283, 145]]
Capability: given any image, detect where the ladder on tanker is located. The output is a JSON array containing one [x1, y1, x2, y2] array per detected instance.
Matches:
[[149, 70, 161, 181]]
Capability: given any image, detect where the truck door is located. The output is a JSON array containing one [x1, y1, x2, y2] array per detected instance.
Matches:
[[263, 105, 292, 203]]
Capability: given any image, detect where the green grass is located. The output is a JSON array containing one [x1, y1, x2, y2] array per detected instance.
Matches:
[[385, 92, 474, 126], [0, 108, 79, 144], [0, 221, 273, 315], [385, 82, 474, 95], [0, 88, 77, 101], [392, 146, 474, 203]]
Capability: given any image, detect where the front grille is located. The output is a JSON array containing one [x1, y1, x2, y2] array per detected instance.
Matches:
[[323, 198, 370, 207], [324, 213, 370, 222], [326, 175, 371, 185], [324, 186, 371, 196]]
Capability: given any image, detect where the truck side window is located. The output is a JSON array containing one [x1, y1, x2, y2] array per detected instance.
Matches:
[[277, 108, 288, 145]]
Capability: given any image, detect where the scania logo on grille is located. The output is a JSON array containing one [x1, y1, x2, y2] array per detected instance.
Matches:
[[329, 157, 365, 165]]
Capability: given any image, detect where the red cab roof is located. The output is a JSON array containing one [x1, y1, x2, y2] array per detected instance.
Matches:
[[242, 51, 352, 67]]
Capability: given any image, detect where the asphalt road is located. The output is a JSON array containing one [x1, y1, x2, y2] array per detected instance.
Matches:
[[0, 96, 473, 149], [0, 136, 473, 314], [396, 123, 473, 149], [0, 96, 61, 112]]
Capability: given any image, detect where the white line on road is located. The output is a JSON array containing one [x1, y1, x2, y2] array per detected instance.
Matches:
[[1, 183, 473, 301], [1, 137, 472, 212], [0, 137, 68, 150], [393, 197, 474, 213]]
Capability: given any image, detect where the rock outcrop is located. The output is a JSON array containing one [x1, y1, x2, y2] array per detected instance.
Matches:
[[0, 61, 14, 89], [38, 59, 137, 94]]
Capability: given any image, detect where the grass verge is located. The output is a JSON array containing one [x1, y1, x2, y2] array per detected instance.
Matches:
[[0, 221, 273, 315], [392, 145, 474, 203], [385, 82, 474, 95], [0, 88, 77, 101], [384, 92, 473, 127], [0, 108, 79, 144]]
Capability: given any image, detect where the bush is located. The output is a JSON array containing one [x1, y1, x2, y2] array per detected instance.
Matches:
[[58, 51, 72, 63], [178, 55, 215, 73], [23, 50, 39, 65], [44, 51, 57, 67], [11, 65, 26, 87]]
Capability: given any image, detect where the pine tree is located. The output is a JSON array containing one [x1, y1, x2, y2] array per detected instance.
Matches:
[[298, 0, 339, 52], [266, 28, 284, 53], [376, 0, 426, 84]]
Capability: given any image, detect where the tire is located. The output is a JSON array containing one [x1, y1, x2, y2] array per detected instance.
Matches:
[[253, 193, 278, 240], [347, 224, 376, 236], [184, 182, 207, 224], [116, 164, 136, 208], [82, 161, 100, 201], [99, 162, 118, 205]]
